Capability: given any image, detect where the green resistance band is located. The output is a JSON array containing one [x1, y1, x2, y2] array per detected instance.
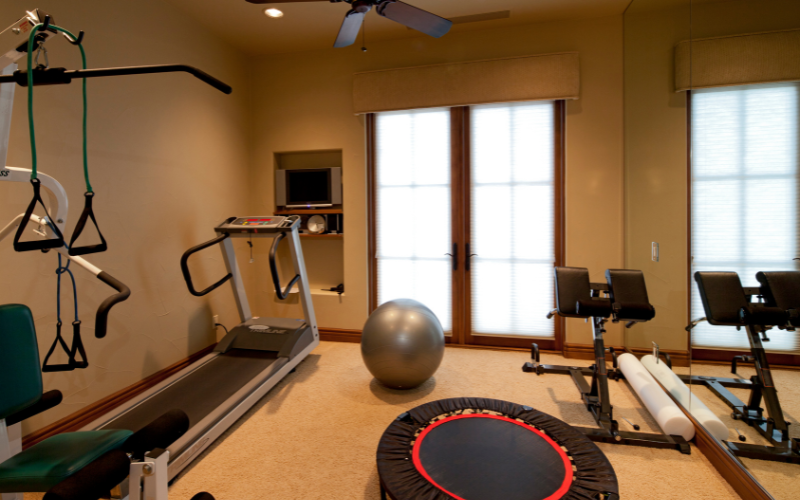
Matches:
[[27, 23, 92, 193]]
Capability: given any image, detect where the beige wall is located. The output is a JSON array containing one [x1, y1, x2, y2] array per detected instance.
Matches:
[[623, 0, 800, 351], [0, 0, 251, 434], [249, 15, 626, 346]]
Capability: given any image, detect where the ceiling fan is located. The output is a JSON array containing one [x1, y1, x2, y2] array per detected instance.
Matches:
[[246, 0, 453, 48]]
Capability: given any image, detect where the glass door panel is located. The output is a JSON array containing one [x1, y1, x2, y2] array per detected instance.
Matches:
[[469, 102, 556, 340], [375, 108, 453, 332]]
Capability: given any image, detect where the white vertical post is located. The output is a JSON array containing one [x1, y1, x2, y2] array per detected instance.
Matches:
[[221, 236, 251, 322], [0, 63, 16, 170], [0, 419, 23, 500], [143, 450, 169, 500]]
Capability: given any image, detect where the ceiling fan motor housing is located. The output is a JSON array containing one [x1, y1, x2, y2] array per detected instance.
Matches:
[[351, 0, 375, 14]]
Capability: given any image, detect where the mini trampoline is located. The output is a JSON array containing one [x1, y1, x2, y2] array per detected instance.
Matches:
[[377, 398, 619, 500]]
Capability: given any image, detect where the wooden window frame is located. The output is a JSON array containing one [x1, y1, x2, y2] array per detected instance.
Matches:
[[367, 101, 566, 350]]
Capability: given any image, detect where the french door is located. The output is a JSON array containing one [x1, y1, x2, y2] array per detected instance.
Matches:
[[368, 101, 564, 349]]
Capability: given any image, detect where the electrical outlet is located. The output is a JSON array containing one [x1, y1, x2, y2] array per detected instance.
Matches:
[[652, 242, 659, 262], [212, 314, 219, 331]]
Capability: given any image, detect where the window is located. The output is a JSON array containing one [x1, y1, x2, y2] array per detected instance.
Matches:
[[470, 102, 556, 338], [691, 82, 800, 352], [370, 103, 564, 348], [374, 109, 453, 332]]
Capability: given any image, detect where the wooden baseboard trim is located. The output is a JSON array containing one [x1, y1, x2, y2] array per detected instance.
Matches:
[[23, 344, 217, 449], [319, 328, 361, 343], [319, 328, 559, 354], [564, 342, 690, 367]]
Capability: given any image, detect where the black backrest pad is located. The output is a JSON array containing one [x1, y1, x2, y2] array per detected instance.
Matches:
[[756, 272, 800, 310], [0, 304, 44, 420], [605, 269, 655, 321], [554, 267, 590, 316], [694, 272, 748, 326]]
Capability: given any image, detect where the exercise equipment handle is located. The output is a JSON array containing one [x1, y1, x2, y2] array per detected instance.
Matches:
[[95, 271, 131, 339], [270, 232, 301, 301], [1, 65, 233, 94], [181, 233, 233, 297]]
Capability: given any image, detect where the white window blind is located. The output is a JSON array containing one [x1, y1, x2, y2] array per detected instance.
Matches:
[[691, 82, 800, 352], [470, 102, 555, 338], [375, 109, 452, 332]]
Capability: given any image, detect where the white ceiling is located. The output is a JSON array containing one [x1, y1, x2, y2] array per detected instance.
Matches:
[[165, 0, 633, 56]]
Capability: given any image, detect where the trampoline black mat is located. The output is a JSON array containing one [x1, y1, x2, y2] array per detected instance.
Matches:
[[377, 397, 619, 500], [415, 414, 570, 500]]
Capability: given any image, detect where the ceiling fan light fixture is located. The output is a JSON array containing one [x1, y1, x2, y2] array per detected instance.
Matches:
[[264, 8, 284, 18]]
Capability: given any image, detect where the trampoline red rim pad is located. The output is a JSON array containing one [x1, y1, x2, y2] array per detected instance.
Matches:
[[411, 414, 574, 500], [376, 397, 619, 500]]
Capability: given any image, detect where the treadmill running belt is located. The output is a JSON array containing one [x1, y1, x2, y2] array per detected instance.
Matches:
[[102, 350, 278, 436]]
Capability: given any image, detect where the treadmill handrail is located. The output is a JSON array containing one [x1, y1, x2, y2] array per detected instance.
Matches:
[[270, 232, 301, 301], [181, 233, 233, 296]]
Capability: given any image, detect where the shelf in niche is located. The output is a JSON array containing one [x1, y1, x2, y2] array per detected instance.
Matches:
[[276, 208, 343, 215], [312, 290, 345, 297], [300, 234, 343, 239]]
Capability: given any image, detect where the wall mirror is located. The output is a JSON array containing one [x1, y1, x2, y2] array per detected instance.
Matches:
[[625, 1, 800, 498]]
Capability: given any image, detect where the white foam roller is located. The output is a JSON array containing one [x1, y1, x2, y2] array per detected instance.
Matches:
[[641, 355, 729, 441], [617, 353, 695, 441]]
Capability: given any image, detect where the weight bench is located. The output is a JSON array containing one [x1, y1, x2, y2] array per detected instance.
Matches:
[[685, 271, 800, 464], [523, 267, 689, 453], [0, 304, 214, 500]]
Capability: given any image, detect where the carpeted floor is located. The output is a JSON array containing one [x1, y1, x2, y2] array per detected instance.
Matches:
[[674, 362, 800, 500], [164, 342, 740, 500]]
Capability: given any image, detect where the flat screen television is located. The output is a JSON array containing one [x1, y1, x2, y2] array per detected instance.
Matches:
[[276, 167, 342, 208]]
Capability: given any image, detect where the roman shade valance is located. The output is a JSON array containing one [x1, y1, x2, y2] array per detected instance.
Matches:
[[675, 29, 800, 91], [353, 52, 580, 114]]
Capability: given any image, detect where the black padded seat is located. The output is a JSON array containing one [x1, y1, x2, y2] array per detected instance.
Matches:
[[694, 272, 749, 326], [554, 267, 611, 318], [756, 271, 800, 326], [605, 269, 655, 321], [695, 271, 788, 327]]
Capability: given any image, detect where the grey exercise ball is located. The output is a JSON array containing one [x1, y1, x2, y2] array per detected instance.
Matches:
[[361, 298, 445, 389]]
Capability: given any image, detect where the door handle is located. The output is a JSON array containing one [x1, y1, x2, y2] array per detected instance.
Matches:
[[445, 243, 458, 271], [465, 243, 477, 272]]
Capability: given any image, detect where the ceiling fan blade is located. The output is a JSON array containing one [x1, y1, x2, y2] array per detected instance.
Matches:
[[377, 1, 452, 38], [245, 0, 327, 4], [334, 10, 365, 48]]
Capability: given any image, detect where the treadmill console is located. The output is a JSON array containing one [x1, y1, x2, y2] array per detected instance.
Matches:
[[215, 215, 299, 234]]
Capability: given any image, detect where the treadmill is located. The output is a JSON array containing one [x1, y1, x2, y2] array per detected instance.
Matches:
[[83, 215, 319, 479]]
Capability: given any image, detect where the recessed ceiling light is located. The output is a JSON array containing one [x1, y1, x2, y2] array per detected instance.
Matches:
[[264, 8, 284, 18]]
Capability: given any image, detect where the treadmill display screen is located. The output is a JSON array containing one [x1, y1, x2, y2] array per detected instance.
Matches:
[[233, 218, 275, 226]]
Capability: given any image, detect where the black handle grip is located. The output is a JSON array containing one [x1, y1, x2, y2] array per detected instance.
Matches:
[[181, 233, 233, 297], [72, 64, 232, 94], [68, 192, 108, 256], [95, 272, 131, 339], [270, 233, 301, 301], [14, 179, 66, 252]]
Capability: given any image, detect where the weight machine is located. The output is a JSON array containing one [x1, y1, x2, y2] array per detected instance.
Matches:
[[685, 271, 800, 464], [523, 267, 690, 454]]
